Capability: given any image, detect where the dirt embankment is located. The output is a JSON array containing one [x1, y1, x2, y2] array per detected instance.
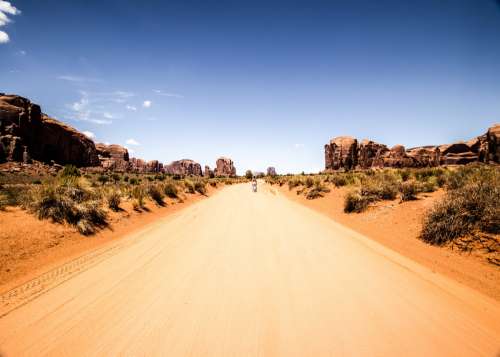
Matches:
[[0, 186, 220, 293], [276, 185, 500, 301]]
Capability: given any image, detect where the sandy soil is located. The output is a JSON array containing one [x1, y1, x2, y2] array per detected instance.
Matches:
[[0, 183, 499, 356], [0, 186, 218, 294], [277, 184, 500, 301]]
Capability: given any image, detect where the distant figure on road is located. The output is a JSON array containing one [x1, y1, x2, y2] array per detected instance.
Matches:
[[252, 178, 257, 192]]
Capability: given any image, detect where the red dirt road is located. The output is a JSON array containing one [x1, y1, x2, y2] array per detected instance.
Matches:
[[0, 183, 499, 356]]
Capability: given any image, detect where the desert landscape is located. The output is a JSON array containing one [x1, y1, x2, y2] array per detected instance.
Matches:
[[1, 0, 500, 356]]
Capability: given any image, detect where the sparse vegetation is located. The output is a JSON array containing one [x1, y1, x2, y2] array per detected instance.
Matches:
[[106, 190, 121, 211], [421, 165, 499, 245], [344, 190, 372, 213], [148, 184, 165, 206], [164, 181, 178, 198]]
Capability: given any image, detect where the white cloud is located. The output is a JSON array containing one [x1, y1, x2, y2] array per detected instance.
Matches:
[[65, 91, 113, 125], [143, 100, 152, 108], [104, 142, 110, 146], [82, 131, 95, 139], [126, 138, 140, 146], [103, 112, 114, 119], [153, 89, 184, 98], [294, 143, 305, 149], [126, 105, 137, 111], [0, 30, 8, 43], [16, 49, 26, 55], [124, 146, 135, 154], [0, 1, 20, 44]]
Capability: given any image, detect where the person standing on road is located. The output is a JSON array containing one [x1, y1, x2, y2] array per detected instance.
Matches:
[[252, 178, 257, 192]]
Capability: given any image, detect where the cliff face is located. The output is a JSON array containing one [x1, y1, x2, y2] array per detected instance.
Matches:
[[0, 94, 99, 166], [324, 124, 499, 171], [214, 157, 236, 177], [164, 159, 203, 176]]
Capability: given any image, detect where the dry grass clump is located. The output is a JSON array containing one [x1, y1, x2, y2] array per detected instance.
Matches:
[[344, 190, 373, 213], [399, 180, 419, 201], [106, 189, 121, 211], [421, 165, 499, 245], [306, 182, 331, 200], [194, 180, 207, 195], [148, 184, 165, 206], [359, 172, 398, 200], [131, 185, 146, 210], [184, 179, 195, 194], [164, 181, 178, 198], [26, 180, 107, 235]]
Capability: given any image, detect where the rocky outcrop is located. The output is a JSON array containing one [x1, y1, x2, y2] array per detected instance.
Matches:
[[214, 157, 236, 177], [324, 124, 499, 171], [204, 165, 214, 178], [324, 136, 358, 171], [0, 94, 99, 166], [164, 159, 202, 176], [267, 167, 277, 176], [96, 143, 130, 172]]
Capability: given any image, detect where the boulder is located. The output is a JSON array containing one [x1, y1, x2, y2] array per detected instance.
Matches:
[[214, 157, 236, 177], [164, 159, 202, 176], [0, 94, 99, 166], [267, 167, 277, 176], [96, 143, 130, 172], [324, 136, 358, 171]]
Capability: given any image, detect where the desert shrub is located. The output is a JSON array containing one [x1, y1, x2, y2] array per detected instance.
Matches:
[[421, 166, 499, 245], [148, 184, 165, 205], [147, 176, 154, 182], [107, 190, 121, 211], [97, 174, 109, 185], [129, 177, 139, 185], [287, 178, 302, 190], [209, 181, 217, 187], [194, 181, 207, 195], [399, 180, 419, 201], [123, 176, 130, 182], [0, 185, 26, 206], [33, 179, 42, 185], [164, 182, 178, 198], [360, 174, 398, 200], [245, 170, 253, 180], [398, 169, 411, 182], [131, 186, 146, 209], [111, 173, 121, 182], [344, 190, 373, 213], [306, 183, 331, 200], [184, 180, 195, 194], [420, 177, 437, 193], [330, 174, 347, 187], [27, 183, 107, 235], [0, 193, 7, 210], [60, 165, 81, 178], [305, 177, 314, 188]]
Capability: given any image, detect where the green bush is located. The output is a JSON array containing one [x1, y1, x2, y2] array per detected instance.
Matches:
[[245, 170, 253, 180], [60, 165, 81, 178], [129, 177, 139, 185], [421, 166, 499, 245], [97, 175, 109, 185], [360, 174, 398, 200], [306, 183, 331, 200], [330, 174, 347, 187]]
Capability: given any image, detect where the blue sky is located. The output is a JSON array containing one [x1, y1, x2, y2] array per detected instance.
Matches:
[[1, 0, 500, 173]]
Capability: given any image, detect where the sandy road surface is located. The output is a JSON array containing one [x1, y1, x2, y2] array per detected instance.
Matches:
[[0, 183, 499, 356]]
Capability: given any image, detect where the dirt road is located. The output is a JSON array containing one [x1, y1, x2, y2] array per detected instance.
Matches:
[[1, 183, 499, 356]]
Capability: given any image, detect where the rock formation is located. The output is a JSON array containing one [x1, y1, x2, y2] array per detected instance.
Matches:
[[214, 157, 236, 177], [164, 159, 202, 176], [96, 143, 130, 172], [0, 94, 99, 166], [204, 165, 214, 178], [267, 167, 277, 176], [325, 124, 499, 171], [324, 136, 358, 170]]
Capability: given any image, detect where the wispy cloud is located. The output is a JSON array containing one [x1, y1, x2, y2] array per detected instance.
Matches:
[[126, 105, 137, 111], [294, 143, 305, 149], [82, 131, 95, 139], [143, 100, 152, 108], [125, 146, 135, 155], [153, 89, 184, 98], [126, 138, 140, 146], [65, 91, 113, 125], [0, 1, 20, 44], [57, 75, 103, 83]]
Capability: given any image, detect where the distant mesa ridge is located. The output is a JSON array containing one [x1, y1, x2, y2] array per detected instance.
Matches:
[[0, 93, 236, 176], [324, 125, 500, 171]]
